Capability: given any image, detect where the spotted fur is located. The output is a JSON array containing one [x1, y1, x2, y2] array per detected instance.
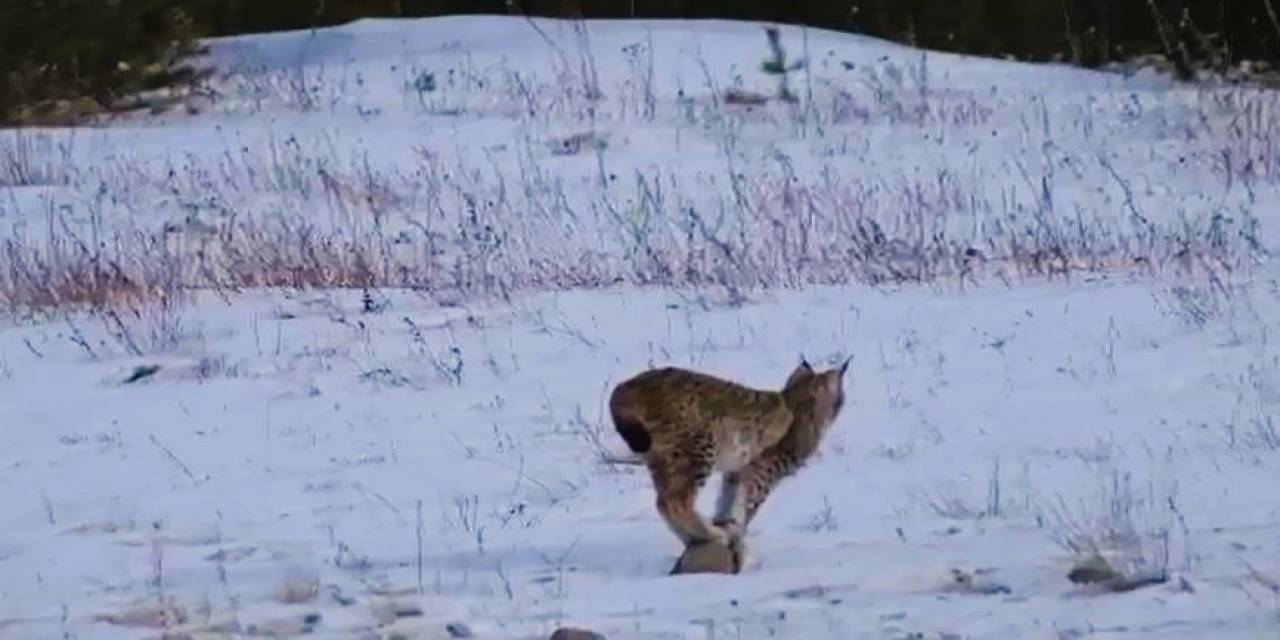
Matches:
[[610, 358, 850, 567]]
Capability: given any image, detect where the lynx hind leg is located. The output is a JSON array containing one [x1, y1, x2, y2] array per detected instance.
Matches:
[[647, 437, 727, 546]]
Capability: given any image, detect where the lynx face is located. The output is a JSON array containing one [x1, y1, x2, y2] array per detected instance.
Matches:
[[779, 358, 850, 458], [786, 359, 847, 414]]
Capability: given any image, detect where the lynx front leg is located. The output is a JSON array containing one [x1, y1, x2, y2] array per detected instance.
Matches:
[[707, 471, 750, 572], [711, 471, 746, 537], [739, 448, 803, 529]]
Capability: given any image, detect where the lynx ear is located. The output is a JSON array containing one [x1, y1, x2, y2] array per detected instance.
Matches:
[[785, 357, 813, 388], [838, 356, 852, 377]]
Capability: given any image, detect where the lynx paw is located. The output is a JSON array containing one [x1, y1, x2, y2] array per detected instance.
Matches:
[[727, 535, 748, 572], [670, 539, 743, 575], [711, 517, 745, 540]]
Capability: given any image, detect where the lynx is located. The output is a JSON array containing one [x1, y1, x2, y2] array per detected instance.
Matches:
[[610, 357, 850, 568]]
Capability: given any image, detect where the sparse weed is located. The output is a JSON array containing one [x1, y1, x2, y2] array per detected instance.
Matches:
[[0, 130, 77, 187], [804, 495, 838, 532], [1246, 416, 1280, 450], [1042, 470, 1191, 591]]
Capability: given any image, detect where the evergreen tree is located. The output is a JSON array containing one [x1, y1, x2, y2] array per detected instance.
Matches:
[[1, 0, 208, 124]]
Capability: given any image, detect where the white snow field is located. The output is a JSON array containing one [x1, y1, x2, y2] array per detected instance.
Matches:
[[2, 14, 1280, 639]]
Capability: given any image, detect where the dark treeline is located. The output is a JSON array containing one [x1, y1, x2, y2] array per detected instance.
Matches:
[[202, 0, 1280, 71], [4, 0, 1280, 124]]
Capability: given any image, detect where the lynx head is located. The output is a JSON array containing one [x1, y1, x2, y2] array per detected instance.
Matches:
[[782, 355, 851, 434]]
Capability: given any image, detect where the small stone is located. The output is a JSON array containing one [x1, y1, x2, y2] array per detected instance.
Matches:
[[394, 605, 423, 618], [94, 601, 187, 629], [945, 568, 1011, 595], [1067, 554, 1121, 585], [246, 613, 320, 636], [272, 568, 320, 604], [203, 545, 256, 563], [670, 540, 740, 575], [446, 622, 474, 638], [783, 585, 826, 599], [123, 364, 161, 384], [549, 627, 606, 640]]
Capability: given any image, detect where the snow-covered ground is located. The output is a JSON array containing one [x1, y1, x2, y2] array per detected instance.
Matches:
[[1, 15, 1279, 640]]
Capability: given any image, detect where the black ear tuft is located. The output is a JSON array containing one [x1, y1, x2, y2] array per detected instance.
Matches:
[[838, 356, 852, 377], [799, 354, 813, 372]]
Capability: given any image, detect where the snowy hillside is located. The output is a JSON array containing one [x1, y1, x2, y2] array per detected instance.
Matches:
[[1, 15, 1279, 639]]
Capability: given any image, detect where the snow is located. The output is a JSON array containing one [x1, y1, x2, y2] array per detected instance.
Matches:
[[2, 14, 1280, 640]]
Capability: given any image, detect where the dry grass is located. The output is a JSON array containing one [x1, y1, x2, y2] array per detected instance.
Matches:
[[0, 48, 1275, 317], [0, 151, 1261, 316]]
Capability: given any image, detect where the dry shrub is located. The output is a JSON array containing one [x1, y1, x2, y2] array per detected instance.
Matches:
[[0, 237, 179, 313]]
